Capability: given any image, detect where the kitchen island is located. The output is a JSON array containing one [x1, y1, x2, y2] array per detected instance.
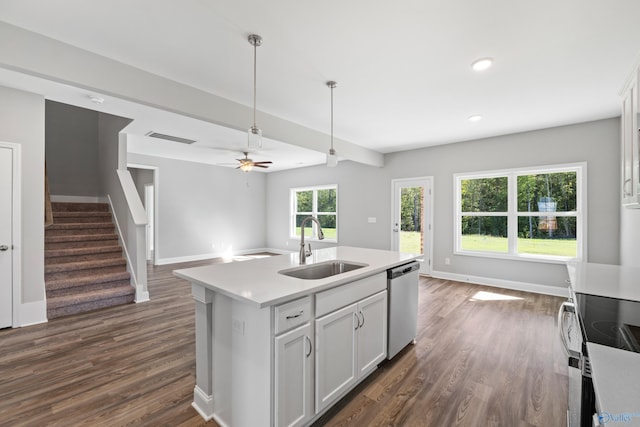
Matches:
[[174, 246, 420, 427]]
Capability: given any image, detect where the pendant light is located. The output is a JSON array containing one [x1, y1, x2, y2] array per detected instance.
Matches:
[[326, 81, 338, 167], [248, 34, 263, 149]]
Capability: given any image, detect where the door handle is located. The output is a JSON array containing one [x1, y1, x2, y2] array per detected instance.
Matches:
[[0, 245, 8, 252]]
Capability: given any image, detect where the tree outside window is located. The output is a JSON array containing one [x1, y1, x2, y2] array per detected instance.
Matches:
[[456, 165, 584, 261], [291, 186, 337, 241]]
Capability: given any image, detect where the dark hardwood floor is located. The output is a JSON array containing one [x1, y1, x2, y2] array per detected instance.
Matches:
[[0, 258, 568, 426]]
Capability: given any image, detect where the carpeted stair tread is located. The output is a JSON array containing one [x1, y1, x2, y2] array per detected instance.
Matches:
[[47, 284, 135, 310], [45, 249, 124, 264], [47, 294, 135, 319], [45, 239, 119, 251], [53, 211, 112, 218], [47, 279, 132, 298], [45, 257, 126, 274], [47, 222, 115, 230], [52, 213, 113, 224], [46, 270, 131, 290], [45, 245, 123, 258], [46, 224, 115, 236], [51, 202, 109, 212], [45, 264, 127, 282], [45, 233, 118, 244]]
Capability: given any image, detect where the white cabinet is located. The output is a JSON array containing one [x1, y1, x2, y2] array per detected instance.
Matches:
[[273, 296, 313, 427], [621, 67, 640, 207], [315, 290, 387, 412], [356, 291, 388, 376], [274, 323, 314, 427]]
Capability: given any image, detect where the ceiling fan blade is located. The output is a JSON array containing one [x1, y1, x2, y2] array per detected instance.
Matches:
[[253, 161, 273, 165], [254, 164, 269, 168]]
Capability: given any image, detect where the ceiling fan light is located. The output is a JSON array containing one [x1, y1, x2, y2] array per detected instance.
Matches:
[[326, 148, 338, 167], [248, 125, 262, 149], [240, 162, 253, 172]]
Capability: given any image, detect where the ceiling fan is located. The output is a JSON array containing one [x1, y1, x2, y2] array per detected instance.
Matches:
[[236, 152, 272, 172]]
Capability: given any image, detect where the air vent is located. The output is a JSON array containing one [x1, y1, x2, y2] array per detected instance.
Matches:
[[145, 131, 196, 144]]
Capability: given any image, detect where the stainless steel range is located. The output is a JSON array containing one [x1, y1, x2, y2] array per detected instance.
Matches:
[[560, 262, 640, 427]]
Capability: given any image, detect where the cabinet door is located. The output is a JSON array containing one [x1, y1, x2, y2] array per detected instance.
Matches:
[[356, 290, 388, 376], [315, 303, 358, 412], [275, 323, 313, 427]]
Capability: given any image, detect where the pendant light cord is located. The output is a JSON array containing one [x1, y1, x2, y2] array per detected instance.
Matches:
[[253, 40, 257, 128], [330, 84, 334, 151]]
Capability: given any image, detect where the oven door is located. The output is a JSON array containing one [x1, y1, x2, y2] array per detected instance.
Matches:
[[558, 301, 585, 427]]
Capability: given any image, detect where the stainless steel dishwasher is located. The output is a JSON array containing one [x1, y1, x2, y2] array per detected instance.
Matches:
[[387, 261, 420, 359]]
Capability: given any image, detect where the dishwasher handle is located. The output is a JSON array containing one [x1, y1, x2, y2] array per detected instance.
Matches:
[[388, 261, 420, 279]]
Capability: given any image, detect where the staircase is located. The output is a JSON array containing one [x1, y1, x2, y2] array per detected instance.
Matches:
[[45, 202, 135, 319]]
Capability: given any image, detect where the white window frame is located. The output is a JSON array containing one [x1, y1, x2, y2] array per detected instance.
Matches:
[[290, 184, 338, 242], [454, 163, 587, 263]]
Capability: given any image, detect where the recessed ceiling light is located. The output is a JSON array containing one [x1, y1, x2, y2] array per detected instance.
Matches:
[[468, 115, 483, 122], [471, 57, 493, 71]]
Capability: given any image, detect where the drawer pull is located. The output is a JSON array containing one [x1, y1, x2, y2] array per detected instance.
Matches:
[[286, 311, 304, 320]]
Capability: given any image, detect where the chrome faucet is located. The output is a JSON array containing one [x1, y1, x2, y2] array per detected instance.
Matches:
[[299, 216, 324, 264]]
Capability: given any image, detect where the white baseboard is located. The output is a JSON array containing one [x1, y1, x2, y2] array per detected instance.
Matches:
[[156, 248, 291, 265], [50, 195, 107, 203], [192, 386, 216, 423], [17, 300, 48, 327], [430, 270, 570, 297]]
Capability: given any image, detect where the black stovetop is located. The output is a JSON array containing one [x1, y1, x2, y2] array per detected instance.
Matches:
[[575, 293, 640, 353]]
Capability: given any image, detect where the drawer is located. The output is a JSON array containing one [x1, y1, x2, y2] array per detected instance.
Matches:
[[316, 273, 386, 317], [274, 296, 312, 335]]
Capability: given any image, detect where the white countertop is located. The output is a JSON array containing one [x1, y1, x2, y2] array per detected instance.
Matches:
[[567, 262, 640, 301], [173, 246, 421, 308], [567, 262, 640, 426], [587, 343, 640, 426]]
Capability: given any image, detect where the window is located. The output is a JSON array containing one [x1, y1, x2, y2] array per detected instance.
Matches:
[[455, 164, 585, 262], [291, 185, 337, 241]]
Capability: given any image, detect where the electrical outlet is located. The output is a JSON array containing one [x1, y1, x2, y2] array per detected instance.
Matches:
[[368, 217, 377, 223], [445, 258, 451, 265]]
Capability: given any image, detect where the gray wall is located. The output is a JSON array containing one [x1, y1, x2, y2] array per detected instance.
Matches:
[[266, 118, 621, 289], [129, 168, 154, 203], [127, 151, 267, 263], [45, 101, 100, 197], [0, 85, 45, 307]]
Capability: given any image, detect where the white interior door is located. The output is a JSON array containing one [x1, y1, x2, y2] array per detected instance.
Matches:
[[391, 177, 433, 275], [0, 147, 13, 328]]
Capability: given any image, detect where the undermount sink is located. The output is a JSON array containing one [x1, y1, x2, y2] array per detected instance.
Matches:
[[279, 260, 368, 280]]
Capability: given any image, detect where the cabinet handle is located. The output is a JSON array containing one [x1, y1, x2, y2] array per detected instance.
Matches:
[[305, 335, 312, 358], [359, 311, 365, 329], [354, 312, 359, 330], [286, 311, 303, 320], [0, 245, 8, 252]]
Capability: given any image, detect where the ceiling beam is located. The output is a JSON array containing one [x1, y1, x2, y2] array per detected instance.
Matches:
[[0, 22, 384, 167]]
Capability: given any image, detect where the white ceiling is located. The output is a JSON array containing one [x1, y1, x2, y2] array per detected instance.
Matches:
[[1, 0, 640, 170]]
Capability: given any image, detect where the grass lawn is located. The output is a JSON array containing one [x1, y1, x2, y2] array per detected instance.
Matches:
[[400, 231, 422, 254], [462, 234, 576, 257], [295, 227, 337, 240]]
